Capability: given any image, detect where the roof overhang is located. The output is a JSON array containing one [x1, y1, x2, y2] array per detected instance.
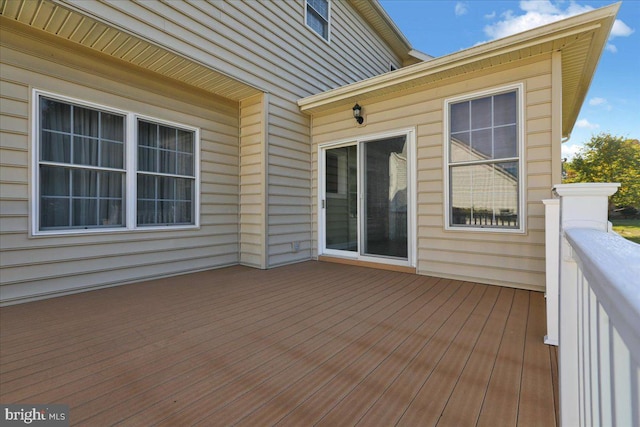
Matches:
[[299, 3, 620, 138], [348, 0, 432, 65], [0, 0, 263, 101]]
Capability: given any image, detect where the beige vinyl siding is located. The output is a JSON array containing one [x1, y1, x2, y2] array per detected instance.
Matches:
[[58, 0, 403, 268], [266, 94, 313, 266], [1, 0, 409, 303], [0, 33, 240, 303], [239, 94, 266, 268], [310, 55, 555, 291]]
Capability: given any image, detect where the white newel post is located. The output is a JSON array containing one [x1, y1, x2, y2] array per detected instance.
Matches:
[[553, 182, 620, 427], [542, 198, 559, 346]]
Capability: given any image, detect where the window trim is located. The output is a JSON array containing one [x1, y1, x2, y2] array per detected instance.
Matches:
[[443, 83, 526, 234], [305, 0, 331, 43], [31, 89, 200, 236]]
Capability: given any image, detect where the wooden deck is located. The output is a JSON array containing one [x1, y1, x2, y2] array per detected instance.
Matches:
[[0, 261, 558, 426]]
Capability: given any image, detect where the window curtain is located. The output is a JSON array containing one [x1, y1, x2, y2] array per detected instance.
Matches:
[[39, 97, 125, 230]]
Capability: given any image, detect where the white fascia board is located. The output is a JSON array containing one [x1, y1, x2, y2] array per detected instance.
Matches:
[[298, 3, 618, 113]]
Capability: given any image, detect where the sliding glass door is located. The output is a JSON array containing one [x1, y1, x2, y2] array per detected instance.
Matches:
[[321, 134, 409, 263], [363, 136, 407, 258]]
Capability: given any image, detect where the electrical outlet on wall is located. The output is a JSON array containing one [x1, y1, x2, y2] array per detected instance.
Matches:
[[291, 241, 300, 252]]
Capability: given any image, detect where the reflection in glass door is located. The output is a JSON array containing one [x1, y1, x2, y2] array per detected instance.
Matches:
[[322, 135, 408, 261], [363, 136, 407, 258], [325, 145, 357, 252]]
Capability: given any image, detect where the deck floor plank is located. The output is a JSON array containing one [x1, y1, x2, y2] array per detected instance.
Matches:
[[3, 265, 370, 399], [102, 270, 428, 426], [351, 282, 487, 427], [396, 285, 502, 426], [182, 275, 442, 427], [284, 281, 479, 426], [58, 268, 403, 424], [317, 284, 495, 427], [232, 278, 456, 427], [476, 289, 530, 427], [434, 287, 515, 426], [0, 261, 558, 427], [517, 291, 558, 426]]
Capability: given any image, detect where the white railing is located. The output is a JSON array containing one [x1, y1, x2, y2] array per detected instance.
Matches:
[[545, 183, 640, 426]]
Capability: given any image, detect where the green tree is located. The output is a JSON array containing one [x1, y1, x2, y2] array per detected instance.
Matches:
[[564, 133, 640, 210]]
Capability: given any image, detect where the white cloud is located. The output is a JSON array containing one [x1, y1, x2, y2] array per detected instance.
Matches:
[[610, 19, 635, 38], [589, 96, 613, 110], [605, 43, 618, 53], [455, 2, 468, 17], [520, 0, 561, 15], [483, 1, 594, 40], [576, 118, 599, 130], [482, 1, 635, 47], [484, 11, 496, 20], [562, 143, 583, 161]]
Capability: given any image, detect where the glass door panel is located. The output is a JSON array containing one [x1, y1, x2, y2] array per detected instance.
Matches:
[[363, 136, 407, 258], [322, 135, 409, 262], [325, 145, 357, 252]]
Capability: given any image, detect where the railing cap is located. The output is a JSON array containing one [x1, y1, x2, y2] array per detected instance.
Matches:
[[565, 228, 640, 358], [553, 182, 620, 197]]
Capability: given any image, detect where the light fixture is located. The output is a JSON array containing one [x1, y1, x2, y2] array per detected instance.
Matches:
[[352, 103, 363, 125]]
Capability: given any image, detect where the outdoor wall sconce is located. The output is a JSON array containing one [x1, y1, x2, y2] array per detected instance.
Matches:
[[352, 103, 364, 124]]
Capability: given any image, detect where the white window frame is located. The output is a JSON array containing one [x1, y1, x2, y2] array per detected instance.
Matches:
[[443, 83, 526, 234], [305, 0, 331, 43], [318, 128, 417, 268], [31, 89, 200, 236]]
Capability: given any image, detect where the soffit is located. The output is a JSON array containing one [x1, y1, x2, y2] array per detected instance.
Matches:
[[0, 0, 262, 101], [300, 3, 619, 138]]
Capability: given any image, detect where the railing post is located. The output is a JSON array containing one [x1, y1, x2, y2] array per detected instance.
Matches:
[[543, 198, 560, 346], [553, 183, 620, 427]]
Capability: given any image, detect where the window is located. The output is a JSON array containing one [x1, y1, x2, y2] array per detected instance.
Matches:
[[38, 97, 126, 230], [306, 0, 330, 40], [34, 92, 198, 234], [137, 120, 195, 226], [445, 86, 523, 231]]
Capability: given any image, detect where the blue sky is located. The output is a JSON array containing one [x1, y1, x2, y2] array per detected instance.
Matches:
[[379, 0, 639, 159]]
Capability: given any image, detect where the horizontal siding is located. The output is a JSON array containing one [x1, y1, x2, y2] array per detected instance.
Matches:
[[310, 55, 556, 290], [66, 0, 401, 99], [58, 0, 403, 268], [267, 94, 312, 267], [239, 94, 265, 269], [0, 36, 241, 304], [2, 0, 412, 293]]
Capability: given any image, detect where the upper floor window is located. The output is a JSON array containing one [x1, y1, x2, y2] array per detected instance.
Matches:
[[445, 85, 524, 232], [34, 91, 198, 234], [306, 0, 330, 41]]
